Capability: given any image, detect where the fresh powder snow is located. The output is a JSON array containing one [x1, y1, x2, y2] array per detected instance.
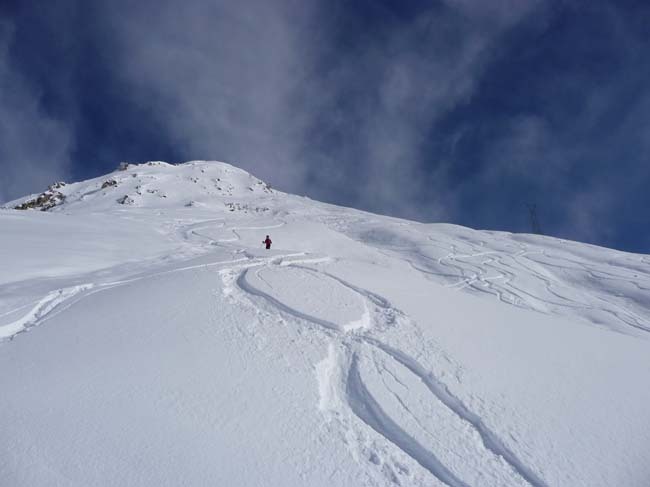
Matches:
[[1, 160, 649, 486]]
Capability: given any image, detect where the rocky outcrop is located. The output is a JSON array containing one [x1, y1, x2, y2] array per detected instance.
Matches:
[[14, 183, 66, 211], [101, 179, 118, 189]]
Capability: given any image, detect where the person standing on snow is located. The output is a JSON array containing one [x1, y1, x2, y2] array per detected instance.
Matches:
[[263, 235, 272, 249]]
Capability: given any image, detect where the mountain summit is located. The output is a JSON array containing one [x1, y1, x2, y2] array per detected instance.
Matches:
[[2, 161, 649, 486], [7, 160, 275, 212]]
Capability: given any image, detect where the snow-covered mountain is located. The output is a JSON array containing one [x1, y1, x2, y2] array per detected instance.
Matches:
[[2, 161, 649, 486]]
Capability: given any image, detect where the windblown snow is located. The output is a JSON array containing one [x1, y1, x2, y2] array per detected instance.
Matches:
[[1, 161, 649, 486]]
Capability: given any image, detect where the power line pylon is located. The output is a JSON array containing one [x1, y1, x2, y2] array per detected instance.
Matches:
[[527, 203, 543, 235]]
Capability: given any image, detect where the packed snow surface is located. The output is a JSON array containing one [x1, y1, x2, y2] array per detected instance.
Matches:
[[2, 161, 649, 486]]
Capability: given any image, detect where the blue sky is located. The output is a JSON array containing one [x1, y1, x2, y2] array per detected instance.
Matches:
[[1, 0, 649, 252]]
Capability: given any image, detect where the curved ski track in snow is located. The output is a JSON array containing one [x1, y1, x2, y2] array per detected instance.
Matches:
[[0, 219, 289, 342], [182, 218, 287, 246], [342, 226, 650, 338], [346, 353, 471, 487], [237, 268, 340, 332], [364, 338, 548, 487], [0, 284, 94, 340], [232, 258, 547, 486]]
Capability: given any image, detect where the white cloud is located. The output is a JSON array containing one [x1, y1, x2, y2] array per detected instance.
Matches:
[[102, 0, 311, 193], [98, 0, 545, 221]]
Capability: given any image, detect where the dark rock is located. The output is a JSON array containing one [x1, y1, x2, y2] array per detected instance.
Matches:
[[117, 195, 135, 205], [15, 189, 66, 211], [101, 179, 118, 189]]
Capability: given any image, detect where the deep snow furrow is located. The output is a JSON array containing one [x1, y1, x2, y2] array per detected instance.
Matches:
[[234, 260, 546, 486], [366, 339, 548, 487], [346, 354, 471, 487]]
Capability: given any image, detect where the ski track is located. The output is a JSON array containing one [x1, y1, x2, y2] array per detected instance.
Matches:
[[0, 220, 290, 342], [232, 258, 547, 486], [0, 256, 256, 342], [179, 218, 225, 241], [346, 353, 471, 487], [237, 268, 340, 332], [364, 339, 548, 487], [358, 231, 650, 338], [0, 284, 94, 341]]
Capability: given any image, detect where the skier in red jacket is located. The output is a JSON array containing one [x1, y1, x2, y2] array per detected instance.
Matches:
[[263, 235, 272, 249]]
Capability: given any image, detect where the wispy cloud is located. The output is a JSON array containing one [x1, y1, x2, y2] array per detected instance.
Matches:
[[98, 0, 545, 220], [101, 0, 312, 191]]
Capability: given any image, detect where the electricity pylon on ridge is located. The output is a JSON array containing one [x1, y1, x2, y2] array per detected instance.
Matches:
[[526, 203, 543, 235]]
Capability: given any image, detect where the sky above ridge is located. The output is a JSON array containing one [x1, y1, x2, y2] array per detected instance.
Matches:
[[1, 0, 649, 252]]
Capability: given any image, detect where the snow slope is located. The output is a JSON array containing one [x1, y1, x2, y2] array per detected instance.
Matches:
[[2, 161, 649, 486]]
